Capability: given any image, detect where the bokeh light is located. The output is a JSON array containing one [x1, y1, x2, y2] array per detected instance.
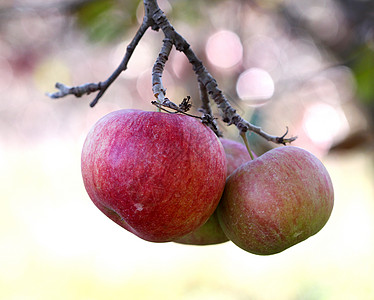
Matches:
[[33, 56, 71, 92], [302, 102, 349, 148], [205, 30, 243, 69], [236, 68, 275, 106]]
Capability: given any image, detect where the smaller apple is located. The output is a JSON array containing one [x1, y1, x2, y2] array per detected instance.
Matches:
[[173, 211, 227, 245], [217, 146, 334, 255], [174, 138, 254, 245], [221, 138, 256, 175]]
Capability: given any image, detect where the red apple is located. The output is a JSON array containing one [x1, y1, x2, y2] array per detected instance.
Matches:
[[221, 138, 256, 176], [81, 109, 227, 242], [217, 146, 334, 255], [174, 138, 254, 245]]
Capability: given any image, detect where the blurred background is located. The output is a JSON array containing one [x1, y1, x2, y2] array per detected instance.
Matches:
[[1, 0, 374, 299]]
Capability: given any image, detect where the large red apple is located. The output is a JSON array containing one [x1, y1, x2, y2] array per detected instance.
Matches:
[[174, 138, 253, 245], [217, 146, 334, 255], [81, 109, 227, 242]]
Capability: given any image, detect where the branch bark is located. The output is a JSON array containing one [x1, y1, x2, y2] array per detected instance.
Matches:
[[146, 0, 296, 144], [198, 82, 223, 137], [152, 38, 173, 103], [48, 0, 296, 145]]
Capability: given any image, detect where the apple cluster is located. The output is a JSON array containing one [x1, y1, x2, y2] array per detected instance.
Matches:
[[81, 109, 334, 255]]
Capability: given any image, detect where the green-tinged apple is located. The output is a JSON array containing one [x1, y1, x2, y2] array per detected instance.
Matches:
[[217, 146, 334, 255], [174, 138, 254, 245], [81, 109, 227, 242], [172, 210, 227, 245]]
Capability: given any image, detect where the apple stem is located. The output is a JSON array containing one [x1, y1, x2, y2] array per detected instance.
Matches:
[[240, 131, 255, 160]]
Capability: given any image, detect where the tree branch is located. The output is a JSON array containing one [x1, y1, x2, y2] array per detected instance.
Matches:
[[47, 0, 296, 145], [48, 13, 152, 107], [198, 82, 223, 137], [152, 38, 173, 103], [147, 0, 296, 144], [150, 96, 223, 137]]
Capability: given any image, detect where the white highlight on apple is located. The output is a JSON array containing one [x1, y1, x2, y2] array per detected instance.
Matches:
[[135, 203, 144, 211]]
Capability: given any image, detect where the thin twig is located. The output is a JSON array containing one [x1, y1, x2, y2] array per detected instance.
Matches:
[[151, 100, 200, 118], [152, 38, 173, 103], [48, 15, 152, 106], [47, 82, 101, 98], [48, 0, 296, 145], [198, 81, 213, 117], [198, 81, 223, 137]]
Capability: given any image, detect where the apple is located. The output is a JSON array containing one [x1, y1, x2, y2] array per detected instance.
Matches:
[[174, 138, 254, 245], [172, 210, 227, 245], [221, 138, 256, 175], [217, 146, 334, 255], [81, 109, 227, 242]]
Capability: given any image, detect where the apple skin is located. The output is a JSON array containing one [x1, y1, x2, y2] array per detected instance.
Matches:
[[172, 210, 227, 245], [81, 109, 227, 243], [217, 146, 334, 255], [174, 138, 254, 245], [221, 138, 256, 175]]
